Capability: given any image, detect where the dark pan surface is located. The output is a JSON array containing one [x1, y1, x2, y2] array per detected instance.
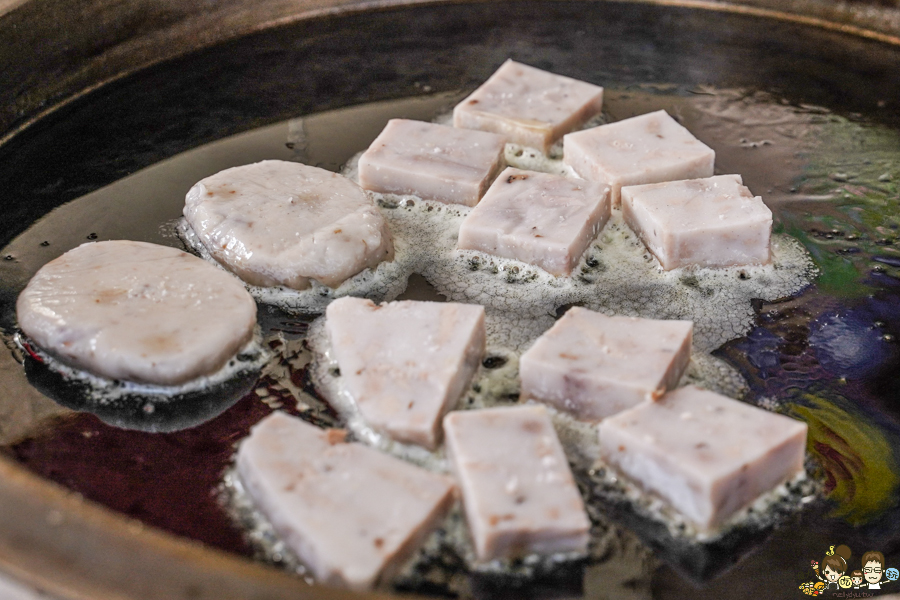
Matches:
[[1, 2, 899, 598]]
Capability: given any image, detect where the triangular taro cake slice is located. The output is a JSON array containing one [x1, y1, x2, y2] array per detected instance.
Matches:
[[237, 412, 455, 590], [325, 297, 486, 449]]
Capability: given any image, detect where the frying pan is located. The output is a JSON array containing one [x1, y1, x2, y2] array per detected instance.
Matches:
[[1, 1, 900, 598]]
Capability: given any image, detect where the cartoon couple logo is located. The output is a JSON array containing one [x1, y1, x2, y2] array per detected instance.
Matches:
[[800, 545, 899, 596]]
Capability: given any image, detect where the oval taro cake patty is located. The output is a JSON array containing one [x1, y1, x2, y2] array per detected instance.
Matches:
[[184, 160, 394, 290], [16, 240, 258, 386]]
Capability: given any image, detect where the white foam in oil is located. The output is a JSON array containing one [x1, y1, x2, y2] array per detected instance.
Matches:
[[212, 106, 817, 589], [17, 331, 269, 405]]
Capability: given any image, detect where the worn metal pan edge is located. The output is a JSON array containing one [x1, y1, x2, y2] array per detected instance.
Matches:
[[1, 0, 900, 598], [2, 0, 900, 146]]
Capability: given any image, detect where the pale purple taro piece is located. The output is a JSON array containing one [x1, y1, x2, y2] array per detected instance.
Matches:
[[453, 59, 604, 153], [563, 110, 715, 207], [598, 385, 807, 531], [184, 160, 393, 289], [457, 167, 610, 276], [358, 119, 506, 206], [325, 296, 485, 450], [237, 412, 456, 590], [443, 404, 591, 562], [621, 174, 772, 270], [519, 307, 692, 421], [16, 240, 257, 385]]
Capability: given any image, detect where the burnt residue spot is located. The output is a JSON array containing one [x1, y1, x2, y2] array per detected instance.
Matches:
[[274, 320, 309, 337], [680, 274, 700, 288], [374, 537, 385, 548], [482, 356, 507, 369], [695, 442, 709, 449], [507, 174, 529, 184], [618, 445, 626, 452], [514, 494, 527, 505], [559, 352, 579, 360], [468, 99, 479, 105]]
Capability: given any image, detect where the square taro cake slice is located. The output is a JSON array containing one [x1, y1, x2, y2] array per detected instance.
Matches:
[[519, 307, 692, 421], [358, 119, 506, 206], [563, 110, 715, 207], [443, 404, 590, 562], [453, 59, 604, 153], [457, 167, 610, 276], [621, 174, 772, 269], [597, 386, 807, 531]]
